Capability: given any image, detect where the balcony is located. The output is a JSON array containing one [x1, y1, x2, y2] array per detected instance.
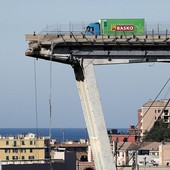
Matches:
[[163, 110, 169, 116], [163, 119, 170, 123]]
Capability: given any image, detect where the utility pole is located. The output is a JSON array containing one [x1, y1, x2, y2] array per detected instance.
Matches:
[[62, 128, 65, 143], [113, 137, 118, 169], [132, 151, 138, 170]]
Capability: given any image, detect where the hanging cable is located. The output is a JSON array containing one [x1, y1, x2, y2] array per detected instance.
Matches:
[[33, 58, 40, 161], [48, 43, 54, 170], [140, 76, 170, 122], [49, 43, 54, 141], [34, 58, 39, 136], [49, 59, 52, 140], [115, 76, 170, 169], [116, 76, 170, 155], [138, 76, 170, 136], [163, 82, 170, 99], [145, 98, 170, 132]]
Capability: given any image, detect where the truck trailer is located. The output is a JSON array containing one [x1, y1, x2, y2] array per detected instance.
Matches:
[[85, 18, 145, 36]]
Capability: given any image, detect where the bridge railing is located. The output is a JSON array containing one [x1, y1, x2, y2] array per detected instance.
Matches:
[[39, 22, 88, 35], [37, 22, 170, 39], [145, 22, 170, 35]]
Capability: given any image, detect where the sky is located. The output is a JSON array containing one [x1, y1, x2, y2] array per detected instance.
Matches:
[[1, 0, 170, 129]]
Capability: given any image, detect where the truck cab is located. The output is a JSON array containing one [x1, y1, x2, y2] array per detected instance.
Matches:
[[85, 22, 100, 35]]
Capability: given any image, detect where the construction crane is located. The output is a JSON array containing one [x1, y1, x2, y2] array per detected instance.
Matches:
[[25, 32, 170, 170]]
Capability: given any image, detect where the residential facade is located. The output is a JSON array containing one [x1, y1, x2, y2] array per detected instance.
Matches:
[[0, 133, 45, 163], [138, 100, 170, 138], [108, 126, 140, 143], [54, 140, 88, 161], [115, 142, 139, 166], [159, 142, 170, 166], [138, 142, 160, 166], [110, 134, 137, 143]]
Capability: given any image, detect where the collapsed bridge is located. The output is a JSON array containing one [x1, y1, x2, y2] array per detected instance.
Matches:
[[25, 31, 170, 170]]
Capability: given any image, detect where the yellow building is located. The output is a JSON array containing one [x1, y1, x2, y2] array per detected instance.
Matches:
[[0, 133, 45, 162]]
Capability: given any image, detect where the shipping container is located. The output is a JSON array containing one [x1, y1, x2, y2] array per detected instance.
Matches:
[[100, 19, 145, 36]]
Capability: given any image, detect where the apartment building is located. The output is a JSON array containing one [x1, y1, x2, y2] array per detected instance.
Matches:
[[0, 133, 46, 162], [159, 142, 170, 166], [138, 100, 170, 138]]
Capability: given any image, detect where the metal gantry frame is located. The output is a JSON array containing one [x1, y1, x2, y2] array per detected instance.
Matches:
[[25, 32, 170, 170]]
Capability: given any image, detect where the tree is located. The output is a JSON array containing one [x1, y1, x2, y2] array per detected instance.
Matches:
[[143, 119, 170, 142]]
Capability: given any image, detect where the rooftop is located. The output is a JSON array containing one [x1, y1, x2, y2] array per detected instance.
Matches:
[[143, 99, 170, 107]]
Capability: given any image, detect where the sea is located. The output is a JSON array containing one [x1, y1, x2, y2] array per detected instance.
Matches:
[[0, 128, 128, 142]]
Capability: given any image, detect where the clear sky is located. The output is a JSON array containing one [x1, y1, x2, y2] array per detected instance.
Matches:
[[1, 0, 170, 128]]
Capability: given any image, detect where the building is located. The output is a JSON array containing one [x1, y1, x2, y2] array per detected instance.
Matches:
[[54, 140, 88, 161], [113, 142, 160, 166], [0, 153, 76, 170], [77, 161, 95, 170], [159, 142, 170, 166], [110, 134, 137, 143], [138, 142, 160, 166], [53, 139, 93, 170], [0, 133, 77, 169], [115, 142, 139, 166], [108, 127, 140, 143], [138, 100, 170, 138], [0, 133, 46, 163]]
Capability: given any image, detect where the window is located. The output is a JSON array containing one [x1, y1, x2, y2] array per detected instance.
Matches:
[[5, 149, 10, 153], [104, 21, 107, 27], [123, 137, 128, 142], [13, 149, 18, 153], [91, 27, 94, 32], [12, 156, 18, 160], [30, 141, 33, 145], [28, 156, 34, 160], [22, 141, 25, 145], [6, 156, 9, 160], [30, 149, 33, 153], [138, 150, 149, 155], [22, 156, 25, 160], [21, 149, 26, 153], [85, 26, 94, 33], [164, 110, 169, 115], [14, 141, 17, 147], [6, 141, 9, 145]]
